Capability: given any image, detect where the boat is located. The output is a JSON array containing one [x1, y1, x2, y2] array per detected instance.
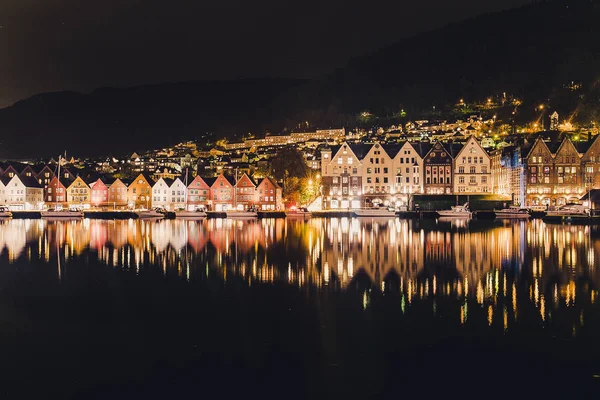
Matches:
[[286, 207, 312, 218], [175, 170, 207, 219], [41, 155, 84, 219], [226, 168, 258, 218], [226, 209, 258, 218], [136, 207, 165, 219], [175, 208, 207, 219], [353, 207, 397, 218], [437, 203, 472, 218], [0, 206, 12, 218], [494, 206, 530, 219], [41, 207, 84, 219], [546, 203, 590, 217]]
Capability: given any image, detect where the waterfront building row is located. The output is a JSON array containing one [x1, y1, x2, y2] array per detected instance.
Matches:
[[319, 135, 600, 209], [320, 136, 502, 209], [0, 165, 283, 211]]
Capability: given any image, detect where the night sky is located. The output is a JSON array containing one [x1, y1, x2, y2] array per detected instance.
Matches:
[[0, 0, 529, 107]]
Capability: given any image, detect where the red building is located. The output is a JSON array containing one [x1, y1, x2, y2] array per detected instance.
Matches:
[[256, 177, 283, 210], [45, 176, 68, 206], [234, 173, 257, 210], [207, 174, 235, 211], [187, 176, 210, 210], [90, 178, 109, 208]]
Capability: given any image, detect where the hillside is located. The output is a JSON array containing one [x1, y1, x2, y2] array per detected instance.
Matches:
[[2, 0, 600, 158], [0, 79, 313, 158], [327, 0, 600, 113]]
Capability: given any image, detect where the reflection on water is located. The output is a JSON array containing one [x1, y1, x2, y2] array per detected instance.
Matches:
[[1, 217, 599, 335]]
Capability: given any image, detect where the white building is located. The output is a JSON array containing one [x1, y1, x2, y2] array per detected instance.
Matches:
[[152, 178, 172, 210], [392, 141, 424, 203], [453, 136, 492, 193], [169, 177, 187, 210], [4, 175, 26, 210]]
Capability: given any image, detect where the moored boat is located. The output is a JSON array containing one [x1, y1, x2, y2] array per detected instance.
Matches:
[[494, 206, 530, 219], [226, 210, 258, 218], [437, 203, 472, 218], [546, 203, 590, 217], [353, 207, 397, 218], [286, 207, 312, 218], [175, 208, 207, 219], [0, 206, 12, 218], [136, 208, 165, 219], [41, 208, 84, 219]]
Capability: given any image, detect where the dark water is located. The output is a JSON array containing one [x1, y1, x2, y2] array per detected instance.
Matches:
[[0, 217, 599, 398]]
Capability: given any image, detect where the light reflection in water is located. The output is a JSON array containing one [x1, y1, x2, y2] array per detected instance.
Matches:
[[0, 217, 598, 334]]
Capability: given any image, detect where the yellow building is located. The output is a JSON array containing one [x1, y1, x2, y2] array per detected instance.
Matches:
[[127, 173, 154, 209], [66, 176, 91, 208]]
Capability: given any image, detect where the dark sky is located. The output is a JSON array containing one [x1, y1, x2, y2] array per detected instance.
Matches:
[[0, 0, 529, 106]]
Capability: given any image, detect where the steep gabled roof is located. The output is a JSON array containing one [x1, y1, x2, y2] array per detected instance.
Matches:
[[525, 136, 553, 159], [236, 173, 257, 187], [347, 143, 373, 160], [138, 173, 155, 186], [20, 175, 43, 188], [224, 175, 236, 186], [442, 142, 463, 158], [259, 177, 282, 189], [553, 137, 580, 158], [67, 176, 90, 189], [20, 165, 36, 176]]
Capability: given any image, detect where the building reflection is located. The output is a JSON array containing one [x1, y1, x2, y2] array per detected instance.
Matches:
[[0, 217, 598, 334]]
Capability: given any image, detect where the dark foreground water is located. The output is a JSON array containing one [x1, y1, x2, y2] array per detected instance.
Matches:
[[0, 217, 599, 398]]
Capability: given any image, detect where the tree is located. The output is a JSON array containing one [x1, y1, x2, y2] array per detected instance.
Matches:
[[270, 148, 309, 181]]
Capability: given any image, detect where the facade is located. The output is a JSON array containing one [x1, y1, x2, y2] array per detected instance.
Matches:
[[187, 176, 210, 210], [128, 173, 154, 209], [361, 143, 394, 207], [499, 146, 526, 205], [580, 135, 600, 189], [22, 176, 44, 210], [524, 138, 553, 206], [169, 177, 187, 210], [4, 175, 26, 210], [453, 136, 492, 194], [321, 143, 364, 209], [67, 176, 91, 207], [90, 179, 109, 208], [552, 138, 582, 205], [152, 178, 173, 210], [209, 174, 234, 211], [107, 178, 129, 209], [46, 176, 68, 206], [525, 137, 584, 206], [256, 177, 283, 210], [423, 142, 454, 195], [392, 141, 426, 207], [234, 173, 257, 210]]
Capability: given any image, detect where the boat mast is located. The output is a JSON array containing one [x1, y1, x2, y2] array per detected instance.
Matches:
[[56, 155, 61, 209], [184, 167, 188, 210], [234, 167, 238, 209]]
